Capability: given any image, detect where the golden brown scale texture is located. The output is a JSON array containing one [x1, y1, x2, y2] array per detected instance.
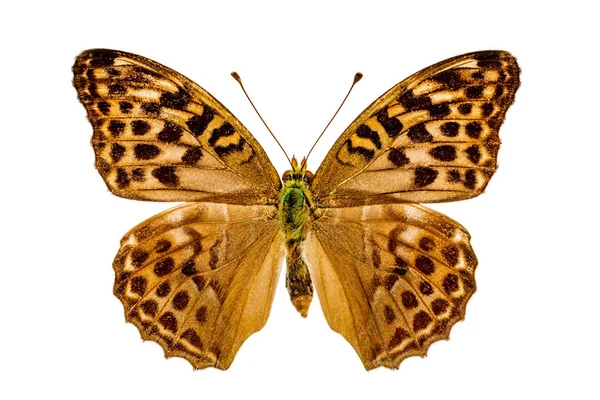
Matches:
[[112, 202, 283, 369], [312, 51, 519, 207], [305, 204, 478, 368], [73, 49, 519, 370], [72, 49, 281, 205]]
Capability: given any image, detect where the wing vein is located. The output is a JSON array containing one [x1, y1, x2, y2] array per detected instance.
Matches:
[[314, 224, 390, 358]]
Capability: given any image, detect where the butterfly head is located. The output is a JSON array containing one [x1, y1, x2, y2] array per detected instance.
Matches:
[[282, 156, 314, 184]]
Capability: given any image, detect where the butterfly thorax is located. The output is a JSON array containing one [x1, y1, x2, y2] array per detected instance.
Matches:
[[278, 157, 315, 317]]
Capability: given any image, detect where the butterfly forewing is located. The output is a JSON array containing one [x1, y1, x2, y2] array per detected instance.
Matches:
[[312, 51, 519, 207], [113, 202, 284, 369], [73, 49, 281, 204], [306, 204, 477, 369]]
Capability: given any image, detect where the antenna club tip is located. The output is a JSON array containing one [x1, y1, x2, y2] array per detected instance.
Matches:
[[353, 72, 363, 84], [231, 71, 242, 83]]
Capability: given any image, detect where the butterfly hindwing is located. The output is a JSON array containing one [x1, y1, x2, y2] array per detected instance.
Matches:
[[73, 49, 281, 204], [113, 202, 284, 369], [305, 204, 477, 369], [312, 51, 519, 207]]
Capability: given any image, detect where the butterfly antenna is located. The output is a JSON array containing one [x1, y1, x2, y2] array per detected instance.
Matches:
[[302, 72, 363, 169], [231, 72, 293, 168]]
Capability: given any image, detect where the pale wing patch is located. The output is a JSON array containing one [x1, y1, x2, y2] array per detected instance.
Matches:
[[312, 51, 519, 207], [73, 49, 280, 204], [113, 202, 284, 369], [305, 204, 476, 369]]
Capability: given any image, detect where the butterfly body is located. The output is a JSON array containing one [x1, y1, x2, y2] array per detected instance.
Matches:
[[73, 49, 519, 370], [279, 158, 315, 317]]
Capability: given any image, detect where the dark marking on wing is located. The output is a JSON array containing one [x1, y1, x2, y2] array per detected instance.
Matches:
[[186, 106, 215, 136], [209, 123, 235, 146], [215, 137, 246, 157], [376, 109, 403, 138], [344, 139, 375, 161], [356, 124, 382, 149]]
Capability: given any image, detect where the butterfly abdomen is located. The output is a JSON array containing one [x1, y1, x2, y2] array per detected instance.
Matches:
[[278, 176, 314, 317]]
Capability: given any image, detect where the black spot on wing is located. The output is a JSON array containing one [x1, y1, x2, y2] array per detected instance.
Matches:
[[432, 70, 463, 90], [134, 144, 160, 160], [186, 106, 215, 136], [356, 125, 382, 149], [131, 168, 145, 181], [440, 122, 459, 137], [464, 169, 477, 189], [215, 137, 246, 157], [430, 145, 457, 161], [344, 139, 374, 161], [466, 85, 484, 99], [182, 147, 203, 165], [376, 109, 403, 138], [209, 123, 235, 146], [88, 81, 99, 99], [388, 148, 410, 167], [427, 102, 451, 118], [476, 58, 503, 68], [398, 90, 432, 111], [160, 89, 191, 109], [98, 101, 111, 115], [108, 83, 126, 95], [465, 145, 481, 164], [494, 86, 504, 98], [110, 144, 126, 162], [482, 103, 494, 117], [407, 124, 433, 143], [473, 52, 501, 61], [466, 122, 482, 138], [414, 167, 438, 188], [119, 101, 133, 113], [131, 120, 151, 136], [152, 166, 179, 186], [115, 168, 130, 188], [157, 122, 183, 143], [141, 102, 161, 115], [473, 52, 503, 68], [448, 169, 461, 182], [87, 50, 117, 67], [108, 120, 125, 136], [181, 260, 197, 276], [458, 102, 473, 115]]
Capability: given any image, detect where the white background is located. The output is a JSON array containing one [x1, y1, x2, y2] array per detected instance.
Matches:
[[2, 1, 598, 399]]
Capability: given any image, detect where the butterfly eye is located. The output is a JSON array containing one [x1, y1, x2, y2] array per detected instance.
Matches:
[[304, 170, 314, 184], [282, 170, 291, 181]]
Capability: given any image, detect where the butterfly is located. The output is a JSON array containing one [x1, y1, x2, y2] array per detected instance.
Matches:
[[73, 49, 519, 370]]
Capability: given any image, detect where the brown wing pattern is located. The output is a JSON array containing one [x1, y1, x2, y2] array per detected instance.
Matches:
[[73, 49, 280, 204], [305, 204, 477, 369], [312, 51, 519, 207], [113, 202, 284, 369]]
